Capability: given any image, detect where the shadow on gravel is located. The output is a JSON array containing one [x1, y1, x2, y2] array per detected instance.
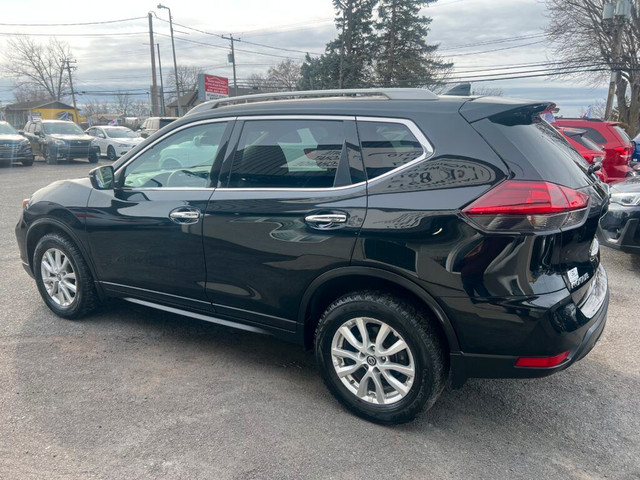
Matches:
[[10, 297, 640, 479]]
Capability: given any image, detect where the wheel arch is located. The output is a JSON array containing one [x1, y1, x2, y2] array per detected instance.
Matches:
[[299, 266, 460, 353], [26, 217, 104, 299]]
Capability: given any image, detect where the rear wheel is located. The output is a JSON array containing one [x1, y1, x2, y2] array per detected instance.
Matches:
[[33, 233, 99, 319], [107, 145, 117, 161], [315, 291, 446, 424]]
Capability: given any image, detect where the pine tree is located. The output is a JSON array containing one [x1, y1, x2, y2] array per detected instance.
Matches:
[[375, 0, 449, 88], [299, 0, 377, 89]]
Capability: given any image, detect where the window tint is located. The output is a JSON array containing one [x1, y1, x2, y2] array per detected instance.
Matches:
[[574, 134, 603, 152], [228, 119, 347, 189], [580, 127, 607, 145], [357, 121, 424, 180], [122, 122, 228, 188]]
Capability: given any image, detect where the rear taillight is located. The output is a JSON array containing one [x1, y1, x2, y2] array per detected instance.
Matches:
[[462, 180, 590, 233], [582, 153, 604, 164], [613, 145, 633, 163]]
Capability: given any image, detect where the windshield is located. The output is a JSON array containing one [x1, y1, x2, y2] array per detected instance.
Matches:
[[43, 122, 84, 135], [106, 128, 138, 139], [0, 123, 17, 135]]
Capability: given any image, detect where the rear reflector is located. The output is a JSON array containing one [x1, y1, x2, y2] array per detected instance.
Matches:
[[462, 180, 590, 233], [515, 351, 570, 368]]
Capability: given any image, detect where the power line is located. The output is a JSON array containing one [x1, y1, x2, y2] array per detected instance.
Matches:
[[0, 16, 147, 27], [438, 33, 547, 51], [444, 40, 547, 57], [0, 31, 148, 38]]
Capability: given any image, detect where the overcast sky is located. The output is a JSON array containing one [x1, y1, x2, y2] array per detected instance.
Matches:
[[0, 0, 608, 116]]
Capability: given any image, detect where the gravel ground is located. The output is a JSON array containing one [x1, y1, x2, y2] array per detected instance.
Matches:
[[1, 159, 639, 480]]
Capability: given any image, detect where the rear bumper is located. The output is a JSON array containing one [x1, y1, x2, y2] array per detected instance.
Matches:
[[449, 267, 609, 388]]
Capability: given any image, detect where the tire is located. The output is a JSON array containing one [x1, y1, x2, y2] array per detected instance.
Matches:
[[89, 154, 99, 164], [315, 291, 446, 424], [33, 233, 99, 319], [45, 145, 58, 165], [21, 156, 34, 166], [107, 145, 117, 161]]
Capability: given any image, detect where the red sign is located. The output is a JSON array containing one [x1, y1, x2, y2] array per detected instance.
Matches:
[[201, 74, 229, 100]]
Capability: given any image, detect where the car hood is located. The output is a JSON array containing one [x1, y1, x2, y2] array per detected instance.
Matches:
[[49, 134, 93, 141], [0, 134, 27, 142], [610, 176, 640, 194]]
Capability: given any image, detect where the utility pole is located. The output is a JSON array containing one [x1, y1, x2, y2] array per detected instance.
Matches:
[[148, 13, 159, 116], [65, 59, 79, 123], [157, 43, 165, 116], [158, 4, 182, 115], [603, 0, 632, 120], [224, 34, 238, 97]]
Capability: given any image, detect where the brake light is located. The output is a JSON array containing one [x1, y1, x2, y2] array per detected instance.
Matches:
[[582, 153, 604, 164], [613, 145, 633, 163], [515, 351, 569, 368], [462, 180, 590, 233]]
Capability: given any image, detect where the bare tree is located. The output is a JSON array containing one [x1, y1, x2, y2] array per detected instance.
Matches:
[[165, 65, 203, 101], [545, 0, 640, 134], [266, 60, 302, 91], [115, 91, 131, 116], [3, 36, 73, 102]]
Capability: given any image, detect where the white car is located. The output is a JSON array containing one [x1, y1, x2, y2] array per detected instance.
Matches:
[[85, 126, 144, 161]]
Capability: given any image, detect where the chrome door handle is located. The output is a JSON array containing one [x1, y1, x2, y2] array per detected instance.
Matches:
[[169, 208, 201, 224], [304, 213, 348, 229]]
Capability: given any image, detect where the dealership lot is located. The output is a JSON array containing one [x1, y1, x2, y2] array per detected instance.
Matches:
[[1, 161, 639, 479]]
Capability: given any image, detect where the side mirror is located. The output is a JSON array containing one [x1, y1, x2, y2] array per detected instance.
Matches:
[[89, 165, 115, 190], [18, 130, 25, 135]]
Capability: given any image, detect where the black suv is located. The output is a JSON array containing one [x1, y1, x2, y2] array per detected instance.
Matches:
[[23, 119, 99, 164], [15, 89, 610, 424], [0, 120, 34, 166]]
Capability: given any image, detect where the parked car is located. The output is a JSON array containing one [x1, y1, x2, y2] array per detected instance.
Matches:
[[599, 176, 640, 254], [85, 126, 144, 161], [22, 120, 99, 165], [556, 126, 608, 182], [137, 117, 178, 138], [16, 89, 610, 424], [553, 118, 633, 183], [0, 121, 33, 166]]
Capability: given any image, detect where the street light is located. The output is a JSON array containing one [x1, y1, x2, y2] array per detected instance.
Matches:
[[157, 3, 182, 116]]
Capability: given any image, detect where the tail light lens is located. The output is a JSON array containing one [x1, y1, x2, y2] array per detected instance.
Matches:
[[582, 153, 604, 164], [462, 180, 590, 233], [613, 145, 633, 163]]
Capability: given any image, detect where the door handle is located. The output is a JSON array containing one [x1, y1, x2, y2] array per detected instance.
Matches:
[[169, 208, 201, 224], [305, 213, 348, 229]]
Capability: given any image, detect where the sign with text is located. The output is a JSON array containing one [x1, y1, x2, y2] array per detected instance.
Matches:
[[198, 74, 229, 102]]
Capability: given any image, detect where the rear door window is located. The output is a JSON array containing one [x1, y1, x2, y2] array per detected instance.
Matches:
[[356, 121, 425, 180]]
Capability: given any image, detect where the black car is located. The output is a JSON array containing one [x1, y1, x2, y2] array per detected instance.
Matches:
[[599, 177, 640, 254], [0, 121, 34, 166], [15, 89, 610, 424], [22, 119, 99, 164]]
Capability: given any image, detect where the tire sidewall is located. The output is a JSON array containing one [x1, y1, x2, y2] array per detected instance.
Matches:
[[107, 146, 116, 161], [316, 297, 437, 422], [34, 235, 86, 318]]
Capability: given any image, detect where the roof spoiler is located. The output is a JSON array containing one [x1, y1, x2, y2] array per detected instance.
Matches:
[[460, 97, 554, 123]]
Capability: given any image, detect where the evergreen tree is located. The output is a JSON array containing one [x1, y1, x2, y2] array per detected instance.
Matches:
[[375, 0, 449, 87], [299, 0, 377, 89]]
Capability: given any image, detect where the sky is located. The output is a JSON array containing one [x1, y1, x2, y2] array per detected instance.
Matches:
[[0, 0, 609, 116]]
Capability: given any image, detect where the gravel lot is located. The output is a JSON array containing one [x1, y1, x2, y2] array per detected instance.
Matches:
[[1, 159, 639, 480]]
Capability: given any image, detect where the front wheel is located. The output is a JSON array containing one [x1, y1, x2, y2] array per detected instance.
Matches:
[[33, 233, 99, 319], [21, 156, 34, 166], [107, 145, 117, 161], [88, 153, 99, 163], [45, 145, 58, 165], [315, 291, 447, 424]]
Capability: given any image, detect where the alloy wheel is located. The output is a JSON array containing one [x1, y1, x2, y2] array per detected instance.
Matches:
[[40, 248, 77, 307], [331, 317, 415, 405]]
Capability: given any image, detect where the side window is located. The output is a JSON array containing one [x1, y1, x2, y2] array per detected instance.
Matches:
[[122, 122, 228, 188], [228, 119, 347, 189], [357, 121, 425, 180], [34, 123, 42, 135], [87, 128, 95, 136]]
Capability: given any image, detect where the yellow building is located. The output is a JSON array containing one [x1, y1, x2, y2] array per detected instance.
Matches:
[[1, 100, 81, 128]]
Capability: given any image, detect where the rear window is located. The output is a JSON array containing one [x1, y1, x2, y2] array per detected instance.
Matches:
[[159, 119, 175, 129], [579, 127, 607, 145], [573, 134, 603, 152], [473, 117, 592, 188]]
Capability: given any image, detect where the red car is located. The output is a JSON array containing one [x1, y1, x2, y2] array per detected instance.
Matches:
[[553, 118, 633, 183], [556, 127, 608, 182]]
